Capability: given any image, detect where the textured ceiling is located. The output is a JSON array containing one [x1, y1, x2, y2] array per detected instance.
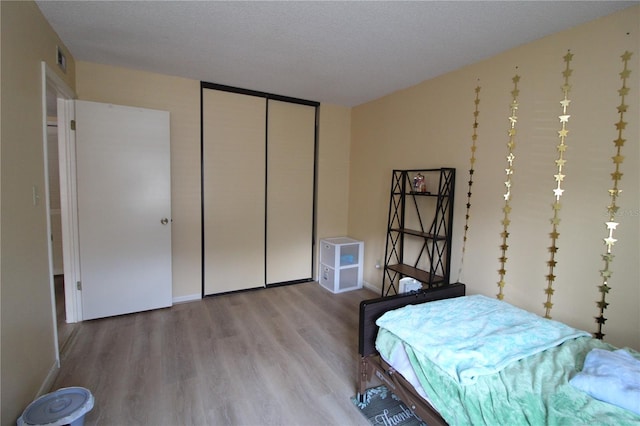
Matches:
[[37, 1, 637, 107]]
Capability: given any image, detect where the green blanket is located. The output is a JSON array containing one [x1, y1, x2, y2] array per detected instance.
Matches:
[[377, 331, 640, 425]]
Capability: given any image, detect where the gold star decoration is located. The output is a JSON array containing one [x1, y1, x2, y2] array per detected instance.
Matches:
[[497, 73, 521, 300], [604, 236, 617, 251], [601, 253, 614, 262], [615, 120, 627, 130], [544, 50, 573, 318], [459, 85, 482, 286], [607, 205, 620, 215], [553, 188, 565, 199], [599, 284, 611, 293]]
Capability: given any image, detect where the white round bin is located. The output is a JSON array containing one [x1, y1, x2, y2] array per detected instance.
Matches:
[[17, 387, 94, 426]]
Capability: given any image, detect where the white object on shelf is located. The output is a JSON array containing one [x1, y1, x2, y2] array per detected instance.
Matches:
[[319, 237, 363, 293], [399, 277, 422, 293]]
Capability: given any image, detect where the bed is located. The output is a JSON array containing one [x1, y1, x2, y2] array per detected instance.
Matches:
[[357, 284, 640, 425]]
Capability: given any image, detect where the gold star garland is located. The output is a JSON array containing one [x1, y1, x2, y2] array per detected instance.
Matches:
[[497, 74, 520, 300], [543, 51, 573, 319], [458, 85, 481, 281], [594, 51, 633, 339]]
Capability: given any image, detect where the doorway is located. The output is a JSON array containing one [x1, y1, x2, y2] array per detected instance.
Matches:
[[42, 62, 77, 361], [46, 121, 76, 351]]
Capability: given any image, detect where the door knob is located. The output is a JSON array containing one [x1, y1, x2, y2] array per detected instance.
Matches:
[[161, 218, 169, 225]]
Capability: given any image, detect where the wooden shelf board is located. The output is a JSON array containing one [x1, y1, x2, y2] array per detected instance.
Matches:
[[386, 264, 444, 285]]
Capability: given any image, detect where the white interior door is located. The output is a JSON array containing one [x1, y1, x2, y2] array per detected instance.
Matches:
[[75, 100, 172, 320]]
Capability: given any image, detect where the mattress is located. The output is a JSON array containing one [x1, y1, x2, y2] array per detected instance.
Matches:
[[378, 332, 430, 401], [376, 326, 640, 426]]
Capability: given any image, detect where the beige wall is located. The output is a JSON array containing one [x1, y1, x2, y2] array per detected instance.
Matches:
[[350, 6, 639, 349], [76, 63, 353, 297], [1, 2, 76, 424], [317, 103, 352, 241]]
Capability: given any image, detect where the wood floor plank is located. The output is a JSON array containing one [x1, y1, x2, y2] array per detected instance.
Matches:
[[52, 282, 376, 425]]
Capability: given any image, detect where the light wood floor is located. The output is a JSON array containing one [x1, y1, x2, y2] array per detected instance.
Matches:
[[52, 282, 378, 426], [55, 275, 78, 352]]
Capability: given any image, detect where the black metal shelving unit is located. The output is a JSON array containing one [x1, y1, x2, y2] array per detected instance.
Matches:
[[382, 168, 455, 296]]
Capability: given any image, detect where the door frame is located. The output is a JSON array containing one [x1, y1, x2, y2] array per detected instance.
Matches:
[[42, 62, 81, 333]]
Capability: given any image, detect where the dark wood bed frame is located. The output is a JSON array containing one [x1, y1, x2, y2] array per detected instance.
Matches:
[[357, 282, 466, 426]]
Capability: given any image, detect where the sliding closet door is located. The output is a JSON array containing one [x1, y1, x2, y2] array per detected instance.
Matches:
[[203, 90, 266, 295], [266, 100, 316, 285]]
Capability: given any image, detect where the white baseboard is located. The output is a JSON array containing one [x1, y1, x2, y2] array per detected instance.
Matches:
[[37, 359, 60, 396], [363, 280, 381, 294], [172, 293, 201, 304]]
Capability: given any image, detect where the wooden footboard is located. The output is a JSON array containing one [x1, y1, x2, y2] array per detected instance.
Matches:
[[357, 283, 465, 425], [359, 355, 447, 426]]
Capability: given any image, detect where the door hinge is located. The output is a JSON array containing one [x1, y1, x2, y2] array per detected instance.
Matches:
[[76, 281, 82, 290], [70, 119, 76, 130]]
